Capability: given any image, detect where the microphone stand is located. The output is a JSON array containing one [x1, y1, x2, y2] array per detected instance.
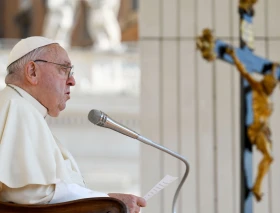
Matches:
[[88, 110, 190, 213], [136, 135, 190, 213]]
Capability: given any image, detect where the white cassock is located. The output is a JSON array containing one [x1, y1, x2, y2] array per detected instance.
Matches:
[[0, 85, 108, 204]]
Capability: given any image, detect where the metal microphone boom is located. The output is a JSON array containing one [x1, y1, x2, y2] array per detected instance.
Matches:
[[88, 109, 190, 213]]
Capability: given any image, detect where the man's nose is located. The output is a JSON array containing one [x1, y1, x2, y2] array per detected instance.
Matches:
[[67, 75, 76, 86]]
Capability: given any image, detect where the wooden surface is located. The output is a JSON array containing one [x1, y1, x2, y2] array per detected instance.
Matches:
[[0, 197, 128, 213]]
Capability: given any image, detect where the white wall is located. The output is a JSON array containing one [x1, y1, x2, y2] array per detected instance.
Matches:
[[139, 0, 280, 213]]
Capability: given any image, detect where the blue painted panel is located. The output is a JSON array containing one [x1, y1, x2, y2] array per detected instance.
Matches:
[[244, 149, 253, 212], [214, 40, 280, 78]]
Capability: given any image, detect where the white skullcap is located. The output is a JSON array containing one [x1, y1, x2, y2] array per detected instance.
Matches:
[[7, 36, 58, 67]]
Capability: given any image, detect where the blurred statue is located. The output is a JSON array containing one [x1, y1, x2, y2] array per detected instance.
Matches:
[[84, 0, 122, 51], [226, 47, 278, 201], [43, 0, 78, 48], [196, 28, 216, 62], [14, 0, 32, 37]]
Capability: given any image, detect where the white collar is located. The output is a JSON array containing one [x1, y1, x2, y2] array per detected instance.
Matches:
[[7, 84, 48, 118]]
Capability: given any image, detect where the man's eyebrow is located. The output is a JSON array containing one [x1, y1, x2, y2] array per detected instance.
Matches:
[[62, 61, 72, 66]]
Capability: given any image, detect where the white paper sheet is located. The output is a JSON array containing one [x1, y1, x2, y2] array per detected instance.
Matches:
[[143, 175, 178, 201]]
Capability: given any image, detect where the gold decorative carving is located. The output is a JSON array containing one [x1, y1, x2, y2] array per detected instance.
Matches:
[[239, 0, 258, 12], [196, 28, 216, 62], [226, 47, 277, 201]]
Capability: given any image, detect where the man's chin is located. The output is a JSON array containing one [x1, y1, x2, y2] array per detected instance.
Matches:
[[48, 108, 64, 117], [47, 111, 60, 117], [47, 103, 67, 117]]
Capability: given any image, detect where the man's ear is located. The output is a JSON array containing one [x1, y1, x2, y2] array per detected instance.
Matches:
[[24, 61, 39, 85]]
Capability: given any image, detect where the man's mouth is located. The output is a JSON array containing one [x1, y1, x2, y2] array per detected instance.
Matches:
[[65, 92, 70, 98]]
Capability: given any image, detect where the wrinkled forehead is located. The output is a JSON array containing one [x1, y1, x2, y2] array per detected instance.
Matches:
[[47, 44, 72, 65]]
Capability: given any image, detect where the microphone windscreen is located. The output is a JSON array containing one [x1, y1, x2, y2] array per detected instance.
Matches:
[[88, 109, 102, 124]]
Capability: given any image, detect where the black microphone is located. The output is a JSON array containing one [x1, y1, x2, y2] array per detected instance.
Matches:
[[88, 109, 190, 213]]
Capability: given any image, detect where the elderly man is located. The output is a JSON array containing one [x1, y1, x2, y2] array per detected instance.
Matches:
[[0, 36, 146, 212]]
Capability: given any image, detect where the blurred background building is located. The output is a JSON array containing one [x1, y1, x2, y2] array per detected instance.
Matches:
[[0, 0, 139, 43], [1, 1, 280, 213]]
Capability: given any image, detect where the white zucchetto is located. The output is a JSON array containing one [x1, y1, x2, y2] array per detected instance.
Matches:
[[7, 36, 57, 67]]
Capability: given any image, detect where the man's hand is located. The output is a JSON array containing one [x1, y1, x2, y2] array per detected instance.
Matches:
[[108, 193, 147, 213]]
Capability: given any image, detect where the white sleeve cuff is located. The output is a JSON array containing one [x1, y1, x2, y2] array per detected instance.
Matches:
[[49, 180, 109, 204]]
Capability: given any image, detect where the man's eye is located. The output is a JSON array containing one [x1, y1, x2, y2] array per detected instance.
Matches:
[[58, 66, 68, 75], [60, 66, 68, 72]]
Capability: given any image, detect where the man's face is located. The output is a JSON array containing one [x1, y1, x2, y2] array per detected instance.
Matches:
[[36, 44, 75, 117]]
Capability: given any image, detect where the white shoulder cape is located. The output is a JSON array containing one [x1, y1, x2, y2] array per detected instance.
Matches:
[[0, 86, 84, 188]]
